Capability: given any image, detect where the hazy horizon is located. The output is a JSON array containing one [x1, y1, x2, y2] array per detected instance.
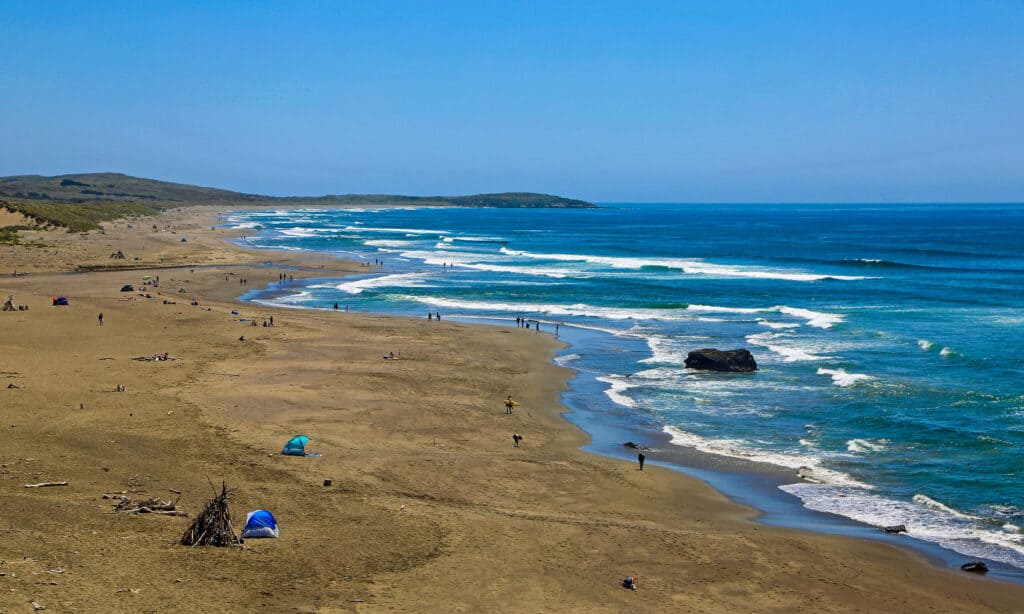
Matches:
[[2, 1, 1022, 203]]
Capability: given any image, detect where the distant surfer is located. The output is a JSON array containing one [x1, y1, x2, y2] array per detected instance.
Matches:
[[505, 395, 519, 414]]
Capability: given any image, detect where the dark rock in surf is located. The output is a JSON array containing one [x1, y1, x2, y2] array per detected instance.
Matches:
[[623, 442, 640, 449], [882, 525, 907, 534], [684, 349, 758, 373], [960, 561, 988, 573]]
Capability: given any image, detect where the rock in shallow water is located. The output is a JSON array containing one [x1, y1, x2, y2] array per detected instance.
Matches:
[[684, 348, 758, 372]]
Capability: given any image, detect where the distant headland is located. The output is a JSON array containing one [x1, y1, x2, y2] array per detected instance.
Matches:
[[0, 172, 595, 232]]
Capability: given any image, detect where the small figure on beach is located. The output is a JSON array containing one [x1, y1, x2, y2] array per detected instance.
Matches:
[[428, 312, 433, 321], [638, 452, 646, 471], [513, 433, 522, 447], [98, 312, 104, 326], [622, 576, 638, 591], [333, 303, 339, 310], [269, 315, 274, 327], [504, 395, 518, 414], [435, 311, 441, 321]]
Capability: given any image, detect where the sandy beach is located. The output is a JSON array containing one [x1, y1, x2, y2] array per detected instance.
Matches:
[[2, 207, 1023, 613]]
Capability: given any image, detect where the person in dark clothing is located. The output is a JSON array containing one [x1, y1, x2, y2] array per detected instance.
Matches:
[[98, 313, 104, 326], [638, 452, 646, 471], [513, 433, 522, 448]]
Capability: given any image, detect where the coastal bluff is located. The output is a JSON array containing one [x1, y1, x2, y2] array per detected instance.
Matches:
[[684, 348, 758, 372]]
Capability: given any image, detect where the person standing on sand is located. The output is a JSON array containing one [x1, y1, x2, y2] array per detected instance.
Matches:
[[98, 313, 104, 326], [505, 395, 517, 414], [638, 452, 645, 470], [428, 312, 432, 321], [513, 433, 522, 447]]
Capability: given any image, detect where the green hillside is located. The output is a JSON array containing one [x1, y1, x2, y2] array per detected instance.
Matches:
[[0, 172, 594, 232]]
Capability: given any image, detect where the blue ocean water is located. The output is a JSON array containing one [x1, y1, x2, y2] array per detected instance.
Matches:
[[229, 204, 1024, 567]]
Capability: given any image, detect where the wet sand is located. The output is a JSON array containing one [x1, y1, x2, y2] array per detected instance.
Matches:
[[2, 207, 1023, 612]]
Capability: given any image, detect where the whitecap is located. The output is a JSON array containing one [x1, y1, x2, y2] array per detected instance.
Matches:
[[596, 375, 639, 409], [758, 319, 800, 330], [333, 273, 435, 294], [499, 248, 872, 281], [746, 332, 829, 362], [776, 306, 844, 329], [817, 368, 873, 387], [918, 339, 934, 351], [940, 347, 955, 357], [663, 426, 872, 488], [913, 494, 976, 520], [846, 438, 888, 453]]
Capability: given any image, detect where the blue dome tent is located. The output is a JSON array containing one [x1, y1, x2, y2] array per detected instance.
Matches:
[[241, 509, 279, 539]]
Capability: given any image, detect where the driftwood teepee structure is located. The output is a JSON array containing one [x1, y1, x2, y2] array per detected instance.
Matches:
[[180, 482, 239, 547]]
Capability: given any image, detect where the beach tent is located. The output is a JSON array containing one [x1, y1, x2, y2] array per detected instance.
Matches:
[[241, 509, 279, 539], [282, 435, 314, 456]]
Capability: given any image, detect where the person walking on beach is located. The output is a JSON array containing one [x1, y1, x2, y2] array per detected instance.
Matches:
[[638, 452, 646, 471], [428, 312, 433, 321], [98, 312, 104, 326], [513, 433, 522, 448], [504, 395, 518, 414]]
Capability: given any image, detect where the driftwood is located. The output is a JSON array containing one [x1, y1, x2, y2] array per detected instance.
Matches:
[[110, 494, 186, 517], [180, 482, 239, 547], [24, 482, 68, 488]]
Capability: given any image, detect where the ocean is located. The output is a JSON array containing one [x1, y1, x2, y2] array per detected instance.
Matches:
[[227, 203, 1024, 569]]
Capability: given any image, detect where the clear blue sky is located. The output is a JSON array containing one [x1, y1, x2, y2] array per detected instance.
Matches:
[[2, 1, 1021, 202]]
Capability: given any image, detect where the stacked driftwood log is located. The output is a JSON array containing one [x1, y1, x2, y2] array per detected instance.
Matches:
[[105, 492, 186, 516], [180, 482, 239, 547]]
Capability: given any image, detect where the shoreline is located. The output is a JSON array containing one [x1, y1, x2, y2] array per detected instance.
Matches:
[[229, 209, 1024, 585], [2, 205, 1023, 611]]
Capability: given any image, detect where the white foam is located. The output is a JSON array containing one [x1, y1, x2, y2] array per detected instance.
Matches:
[[846, 438, 888, 453], [781, 483, 1024, 568], [817, 368, 873, 387], [364, 239, 415, 248], [596, 375, 639, 409], [913, 494, 976, 520], [441, 235, 503, 243], [685, 304, 764, 315], [777, 306, 844, 329], [664, 426, 872, 488], [746, 332, 828, 362], [342, 225, 449, 235], [555, 353, 580, 366], [758, 319, 800, 330], [332, 272, 434, 294], [278, 227, 322, 238], [398, 250, 577, 278], [940, 346, 955, 357], [918, 339, 934, 351], [499, 248, 872, 281], [393, 296, 705, 322]]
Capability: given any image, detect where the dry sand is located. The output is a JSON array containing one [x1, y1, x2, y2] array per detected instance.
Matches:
[[2, 208, 1022, 613]]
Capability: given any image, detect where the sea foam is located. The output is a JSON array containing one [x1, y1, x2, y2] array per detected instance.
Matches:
[[817, 368, 874, 387]]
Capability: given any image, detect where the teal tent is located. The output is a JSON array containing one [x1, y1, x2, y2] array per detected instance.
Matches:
[[281, 435, 320, 456]]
